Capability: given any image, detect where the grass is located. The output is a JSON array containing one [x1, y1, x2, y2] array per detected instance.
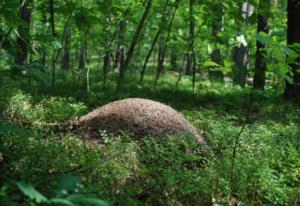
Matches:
[[0, 68, 300, 205]]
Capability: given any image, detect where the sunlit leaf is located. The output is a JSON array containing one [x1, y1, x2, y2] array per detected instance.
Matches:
[[16, 182, 48, 203]]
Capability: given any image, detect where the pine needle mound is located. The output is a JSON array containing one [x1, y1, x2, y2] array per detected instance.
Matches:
[[75, 98, 206, 144]]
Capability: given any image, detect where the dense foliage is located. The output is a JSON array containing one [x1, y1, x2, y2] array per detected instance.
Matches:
[[0, 0, 300, 205]]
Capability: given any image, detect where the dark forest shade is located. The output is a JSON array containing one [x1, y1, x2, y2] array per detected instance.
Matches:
[[12, 0, 32, 76], [253, 0, 271, 89], [285, 0, 300, 100], [209, 3, 224, 81]]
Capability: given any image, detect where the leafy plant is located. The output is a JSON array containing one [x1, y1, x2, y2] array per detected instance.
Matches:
[[16, 174, 108, 206]]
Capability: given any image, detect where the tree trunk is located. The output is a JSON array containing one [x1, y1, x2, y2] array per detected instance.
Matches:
[[12, 0, 32, 77], [78, 41, 86, 78], [103, 50, 110, 90], [39, 10, 47, 66], [174, 54, 187, 94], [140, 0, 170, 82], [153, 0, 180, 89], [210, 49, 224, 80], [115, 19, 126, 71], [49, 0, 56, 37], [284, 0, 300, 100], [232, 2, 251, 87], [253, 0, 271, 89], [50, 0, 56, 88], [61, 22, 71, 70], [232, 46, 249, 87], [170, 49, 177, 71], [209, 4, 224, 81], [185, 53, 192, 75], [117, 0, 153, 91], [186, 0, 196, 79]]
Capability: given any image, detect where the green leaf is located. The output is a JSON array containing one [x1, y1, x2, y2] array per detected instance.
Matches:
[[16, 182, 48, 203], [52, 41, 63, 49], [202, 61, 220, 68], [50, 198, 76, 206], [256, 32, 270, 45], [67, 194, 109, 206], [284, 75, 294, 84]]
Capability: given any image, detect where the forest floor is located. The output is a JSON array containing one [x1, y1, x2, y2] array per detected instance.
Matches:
[[0, 69, 300, 205]]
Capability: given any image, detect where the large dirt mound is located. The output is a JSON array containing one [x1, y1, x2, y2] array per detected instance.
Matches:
[[75, 98, 206, 144]]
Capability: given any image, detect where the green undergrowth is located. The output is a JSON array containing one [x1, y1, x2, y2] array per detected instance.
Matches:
[[0, 73, 300, 205]]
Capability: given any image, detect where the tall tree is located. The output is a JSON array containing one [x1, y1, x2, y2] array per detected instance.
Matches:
[[185, 0, 196, 79], [170, 48, 177, 71], [61, 22, 72, 70], [117, 0, 153, 91], [12, 0, 32, 76], [253, 0, 271, 89], [115, 8, 128, 71], [140, 0, 170, 82], [284, 0, 300, 100], [209, 2, 224, 81], [232, 2, 253, 87], [153, 0, 180, 89]]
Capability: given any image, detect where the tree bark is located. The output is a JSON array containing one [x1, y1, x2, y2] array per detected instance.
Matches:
[[115, 19, 126, 71], [49, 0, 56, 37], [139, 0, 170, 82], [232, 46, 249, 87], [12, 0, 32, 77], [78, 41, 86, 78], [103, 50, 110, 90], [117, 0, 153, 91], [50, 0, 56, 88], [185, 0, 195, 78], [61, 22, 71, 70], [157, 38, 166, 74], [232, 2, 251, 87], [39, 9, 47, 66], [170, 48, 177, 71], [284, 0, 300, 100], [209, 4, 224, 81], [153, 0, 180, 89], [253, 0, 271, 89]]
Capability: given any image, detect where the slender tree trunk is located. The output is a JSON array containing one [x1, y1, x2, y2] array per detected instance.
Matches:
[[51, 16, 71, 88], [78, 40, 86, 79], [157, 39, 165, 75], [12, 0, 32, 77], [103, 50, 110, 90], [140, 0, 170, 82], [170, 49, 177, 71], [232, 2, 251, 87], [185, 54, 192, 75], [140, 29, 161, 82], [49, 0, 56, 37], [253, 0, 271, 89], [190, 0, 196, 92], [61, 21, 71, 70], [185, 0, 195, 77], [84, 29, 90, 93], [174, 54, 187, 95], [117, 0, 153, 91], [209, 4, 224, 81], [39, 10, 47, 66], [232, 46, 249, 87], [153, 0, 180, 89], [115, 19, 126, 71], [50, 0, 56, 88], [284, 0, 300, 100]]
